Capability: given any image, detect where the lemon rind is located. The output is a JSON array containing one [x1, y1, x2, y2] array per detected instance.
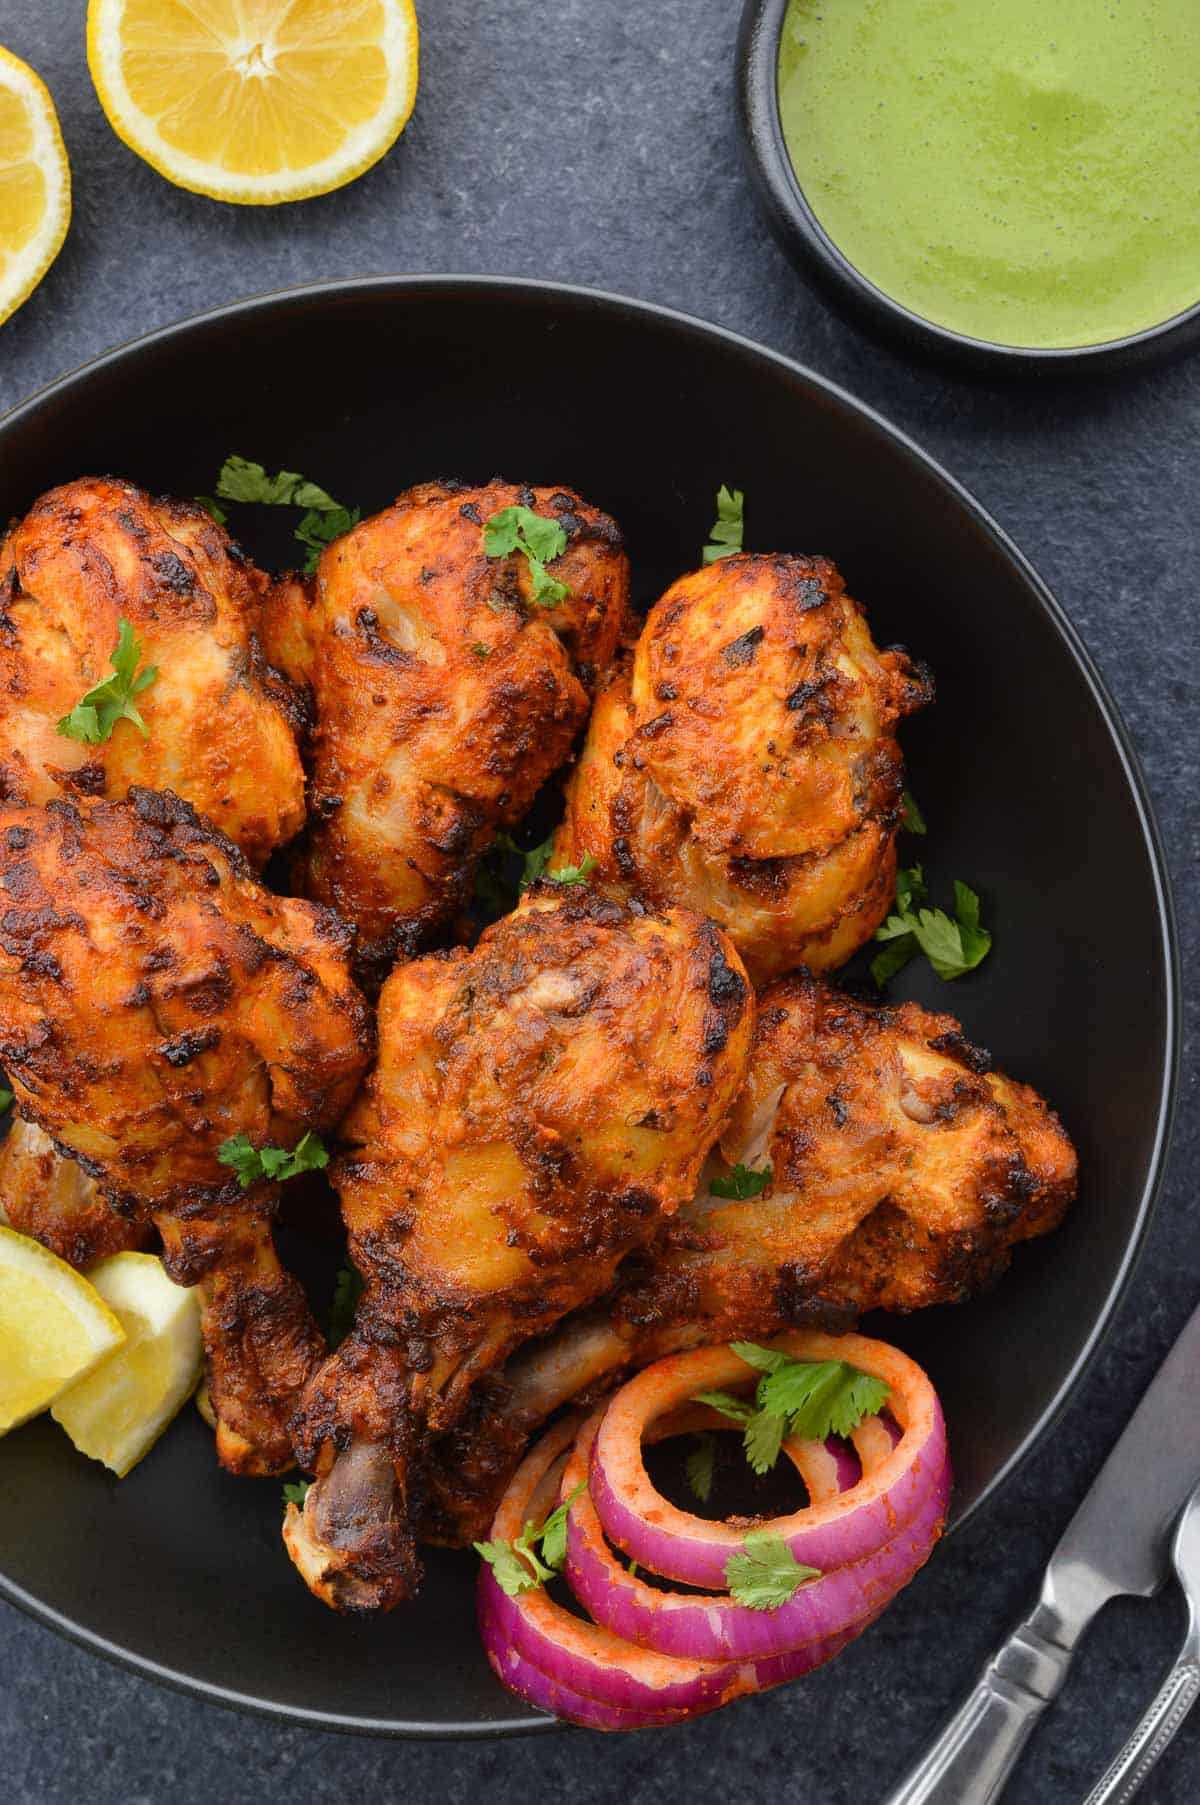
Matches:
[[0, 48, 72, 328]]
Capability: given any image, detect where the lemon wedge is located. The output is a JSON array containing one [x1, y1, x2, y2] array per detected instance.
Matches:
[[51, 1252, 203, 1476], [0, 1224, 125, 1434], [87, 0, 419, 206], [0, 47, 71, 328]]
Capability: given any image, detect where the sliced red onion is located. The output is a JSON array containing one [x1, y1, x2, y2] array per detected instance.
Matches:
[[475, 1416, 754, 1722], [590, 1331, 947, 1589], [564, 1409, 950, 1663]]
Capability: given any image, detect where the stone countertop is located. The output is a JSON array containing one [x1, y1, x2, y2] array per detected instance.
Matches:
[[0, 3, 1196, 1801]]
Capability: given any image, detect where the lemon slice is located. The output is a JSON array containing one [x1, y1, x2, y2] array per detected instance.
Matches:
[[87, 0, 419, 206], [0, 1224, 125, 1434], [51, 1252, 203, 1476], [0, 47, 71, 328]]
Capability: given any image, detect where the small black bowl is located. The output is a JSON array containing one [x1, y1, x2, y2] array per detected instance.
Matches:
[[736, 0, 1200, 376]]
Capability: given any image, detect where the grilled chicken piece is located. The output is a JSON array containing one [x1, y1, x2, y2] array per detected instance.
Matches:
[[284, 887, 754, 1611], [419, 971, 1077, 1545], [550, 554, 931, 984], [0, 790, 372, 1473], [0, 1116, 150, 1268], [265, 480, 630, 987], [0, 477, 306, 867]]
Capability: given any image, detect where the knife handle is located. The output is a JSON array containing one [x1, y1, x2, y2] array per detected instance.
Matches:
[[882, 1597, 1081, 1805]]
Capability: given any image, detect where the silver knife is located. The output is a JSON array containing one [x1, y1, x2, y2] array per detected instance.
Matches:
[[883, 1300, 1200, 1805]]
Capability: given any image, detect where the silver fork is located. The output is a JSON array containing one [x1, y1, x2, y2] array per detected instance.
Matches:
[[1081, 1481, 1200, 1805]]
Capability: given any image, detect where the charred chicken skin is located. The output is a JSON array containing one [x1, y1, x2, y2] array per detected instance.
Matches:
[[264, 479, 631, 987], [0, 477, 306, 866], [284, 886, 754, 1612], [0, 790, 372, 1473], [419, 971, 1077, 1545], [550, 554, 931, 984]]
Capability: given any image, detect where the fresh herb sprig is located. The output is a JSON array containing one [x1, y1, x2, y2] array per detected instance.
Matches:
[[0, 1087, 12, 1116], [702, 485, 745, 564], [483, 506, 570, 607], [202, 455, 361, 573], [708, 1161, 771, 1201], [218, 1130, 329, 1189], [473, 832, 595, 918], [871, 863, 991, 986], [901, 788, 926, 835], [724, 1529, 819, 1610], [474, 1483, 587, 1597], [56, 618, 158, 745], [694, 1342, 891, 1478], [327, 1259, 363, 1349], [282, 1478, 311, 1508], [685, 1431, 717, 1504]]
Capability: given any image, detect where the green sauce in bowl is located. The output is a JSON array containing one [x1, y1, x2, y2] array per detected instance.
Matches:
[[777, 0, 1200, 350]]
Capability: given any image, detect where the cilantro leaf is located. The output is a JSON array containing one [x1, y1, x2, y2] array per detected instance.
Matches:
[[475, 1483, 585, 1596], [757, 1357, 891, 1440], [0, 1087, 11, 1115], [195, 494, 227, 525], [872, 864, 991, 986], [702, 484, 745, 564], [545, 851, 596, 887], [724, 1530, 819, 1610], [483, 506, 570, 607], [327, 1260, 363, 1349], [698, 1345, 891, 1477], [56, 619, 159, 745], [282, 1478, 311, 1508], [708, 1162, 771, 1201], [901, 788, 927, 835], [692, 1388, 755, 1423], [685, 1432, 716, 1503], [218, 1130, 329, 1189], [295, 504, 362, 574], [210, 454, 358, 570]]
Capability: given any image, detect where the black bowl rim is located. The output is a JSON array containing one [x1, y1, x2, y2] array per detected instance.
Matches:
[[736, 0, 1200, 374], [0, 272, 1181, 1738]]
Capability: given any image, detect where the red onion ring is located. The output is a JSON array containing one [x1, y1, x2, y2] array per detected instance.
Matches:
[[475, 1416, 754, 1723], [564, 1409, 949, 1663], [590, 1331, 947, 1589]]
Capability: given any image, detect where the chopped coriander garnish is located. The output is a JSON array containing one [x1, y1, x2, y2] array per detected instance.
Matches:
[[208, 454, 360, 572], [725, 1529, 819, 1610], [56, 618, 159, 745], [685, 1431, 717, 1504], [0, 1087, 12, 1115], [701, 484, 745, 564], [475, 1482, 586, 1596], [546, 851, 596, 886], [218, 1130, 329, 1189], [708, 1162, 771, 1201], [871, 863, 991, 986], [195, 494, 227, 525], [327, 1259, 363, 1349], [483, 505, 570, 607], [901, 788, 927, 835], [282, 1478, 311, 1508], [695, 1343, 891, 1477], [470, 641, 492, 658]]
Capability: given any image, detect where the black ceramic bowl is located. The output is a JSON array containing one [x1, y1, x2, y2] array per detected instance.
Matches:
[[0, 276, 1179, 1735], [737, 0, 1200, 376]]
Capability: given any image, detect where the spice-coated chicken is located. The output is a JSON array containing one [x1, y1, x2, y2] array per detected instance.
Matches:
[[263, 480, 630, 987], [0, 791, 372, 1473], [550, 554, 931, 984], [419, 971, 1077, 1545], [284, 886, 754, 1611], [0, 477, 306, 866], [0, 1117, 150, 1269]]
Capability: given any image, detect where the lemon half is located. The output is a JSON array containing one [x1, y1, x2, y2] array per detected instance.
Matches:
[[52, 1252, 203, 1476], [0, 1224, 125, 1433], [0, 47, 71, 328], [87, 0, 419, 206]]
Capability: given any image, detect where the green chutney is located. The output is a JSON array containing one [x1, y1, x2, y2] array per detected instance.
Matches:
[[777, 0, 1200, 348]]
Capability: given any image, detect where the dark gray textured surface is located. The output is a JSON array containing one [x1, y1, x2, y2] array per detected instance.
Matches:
[[0, 3, 1196, 1801]]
